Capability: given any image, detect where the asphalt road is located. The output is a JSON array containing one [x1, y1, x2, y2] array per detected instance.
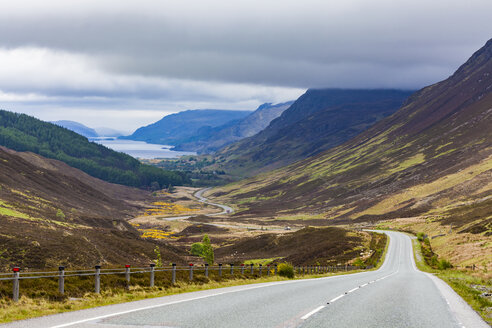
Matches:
[[2, 231, 488, 328]]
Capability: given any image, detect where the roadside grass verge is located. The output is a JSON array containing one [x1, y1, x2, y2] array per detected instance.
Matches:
[[0, 231, 388, 323], [412, 238, 492, 325]]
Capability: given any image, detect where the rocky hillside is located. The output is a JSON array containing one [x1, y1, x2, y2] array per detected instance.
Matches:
[[212, 89, 413, 177], [0, 146, 185, 269], [121, 109, 252, 146], [210, 39, 492, 235], [173, 102, 293, 154]]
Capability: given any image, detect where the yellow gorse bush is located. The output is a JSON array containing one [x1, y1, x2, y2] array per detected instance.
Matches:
[[137, 228, 178, 240], [142, 202, 198, 216]]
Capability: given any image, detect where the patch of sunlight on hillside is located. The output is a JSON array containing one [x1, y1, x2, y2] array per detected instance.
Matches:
[[388, 153, 425, 174], [355, 154, 492, 217], [0, 200, 32, 220]]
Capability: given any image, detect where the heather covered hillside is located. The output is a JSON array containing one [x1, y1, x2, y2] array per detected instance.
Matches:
[[210, 39, 492, 235], [0, 146, 185, 269]]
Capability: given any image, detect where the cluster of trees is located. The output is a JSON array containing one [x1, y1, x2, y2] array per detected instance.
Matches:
[[0, 110, 189, 188]]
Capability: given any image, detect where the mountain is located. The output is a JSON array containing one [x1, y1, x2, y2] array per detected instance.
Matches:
[[212, 89, 413, 176], [0, 110, 189, 188], [0, 146, 185, 269], [172, 102, 293, 154], [121, 109, 252, 146], [52, 120, 99, 138], [94, 127, 126, 137], [210, 39, 492, 233]]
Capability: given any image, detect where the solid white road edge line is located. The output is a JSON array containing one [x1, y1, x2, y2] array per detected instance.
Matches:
[[301, 306, 325, 320]]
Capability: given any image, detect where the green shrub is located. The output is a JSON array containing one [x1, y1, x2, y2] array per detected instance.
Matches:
[[353, 258, 365, 267], [417, 232, 425, 241], [154, 246, 163, 267], [189, 235, 214, 265], [430, 255, 439, 267], [190, 243, 204, 256], [277, 263, 295, 279], [438, 259, 452, 270], [56, 209, 65, 220]]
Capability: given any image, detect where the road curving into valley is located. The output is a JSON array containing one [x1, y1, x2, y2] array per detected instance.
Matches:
[[2, 231, 487, 328], [159, 187, 234, 221]]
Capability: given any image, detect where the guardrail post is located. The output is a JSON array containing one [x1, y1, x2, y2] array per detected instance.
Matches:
[[189, 263, 194, 281], [218, 263, 222, 278], [205, 263, 209, 278], [230, 264, 234, 275], [125, 265, 131, 289], [12, 267, 20, 302], [259, 264, 262, 276], [267, 265, 270, 276], [172, 264, 176, 284], [58, 266, 65, 295], [241, 264, 245, 274], [250, 263, 254, 275], [150, 263, 155, 287], [95, 265, 101, 294], [274, 264, 278, 275]]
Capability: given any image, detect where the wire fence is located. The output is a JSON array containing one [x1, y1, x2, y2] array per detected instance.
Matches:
[[0, 263, 364, 302]]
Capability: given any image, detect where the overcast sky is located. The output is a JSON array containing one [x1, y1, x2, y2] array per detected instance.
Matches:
[[0, 0, 491, 133]]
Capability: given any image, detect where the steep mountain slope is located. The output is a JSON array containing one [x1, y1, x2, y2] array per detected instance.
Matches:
[[210, 39, 492, 234], [0, 110, 188, 188], [121, 109, 252, 146], [212, 89, 413, 176], [173, 102, 293, 154], [0, 146, 185, 269], [52, 120, 98, 138]]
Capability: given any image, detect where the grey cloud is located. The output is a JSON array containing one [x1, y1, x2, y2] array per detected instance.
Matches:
[[1, 1, 491, 89], [0, 0, 491, 131]]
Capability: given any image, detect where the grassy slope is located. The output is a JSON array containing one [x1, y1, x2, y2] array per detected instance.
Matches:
[[411, 236, 491, 324]]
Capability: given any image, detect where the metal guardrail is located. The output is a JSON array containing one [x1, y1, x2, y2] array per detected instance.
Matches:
[[0, 263, 363, 302]]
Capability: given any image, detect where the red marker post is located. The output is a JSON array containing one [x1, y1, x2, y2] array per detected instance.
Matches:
[[12, 267, 20, 302]]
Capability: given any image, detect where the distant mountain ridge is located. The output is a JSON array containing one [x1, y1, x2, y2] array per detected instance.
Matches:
[[121, 109, 252, 146], [212, 89, 414, 176], [52, 120, 99, 138], [172, 102, 293, 154], [210, 39, 492, 233], [51, 121, 126, 138]]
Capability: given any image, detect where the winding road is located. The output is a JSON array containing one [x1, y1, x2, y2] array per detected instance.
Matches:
[[2, 231, 487, 328], [161, 188, 234, 221]]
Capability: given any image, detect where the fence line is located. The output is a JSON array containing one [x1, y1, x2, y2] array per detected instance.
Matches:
[[0, 263, 366, 302]]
